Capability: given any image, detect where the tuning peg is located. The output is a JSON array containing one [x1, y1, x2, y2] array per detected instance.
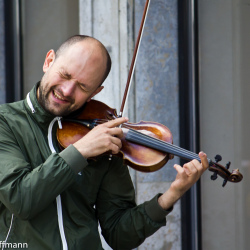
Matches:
[[222, 179, 228, 187], [225, 161, 231, 170], [211, 172, 218, 181], [214, 154, 222, 163], [210, 155, 222, 181]]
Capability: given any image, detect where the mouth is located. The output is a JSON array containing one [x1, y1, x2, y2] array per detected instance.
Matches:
[[52, 90, 68, 103]]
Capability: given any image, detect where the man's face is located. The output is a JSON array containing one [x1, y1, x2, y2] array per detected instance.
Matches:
[[37, 41, 105, 116]]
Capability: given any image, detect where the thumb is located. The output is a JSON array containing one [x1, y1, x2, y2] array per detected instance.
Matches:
[[105, 117, 129, 128]]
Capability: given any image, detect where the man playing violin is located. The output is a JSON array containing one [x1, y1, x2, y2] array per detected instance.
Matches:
[[0, 35, 208, 249]]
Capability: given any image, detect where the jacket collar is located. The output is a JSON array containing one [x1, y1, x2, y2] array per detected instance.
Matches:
[[24, 82, 57, 127]]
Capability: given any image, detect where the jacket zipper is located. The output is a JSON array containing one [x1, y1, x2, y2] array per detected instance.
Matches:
[[26, 93, 68, 250]]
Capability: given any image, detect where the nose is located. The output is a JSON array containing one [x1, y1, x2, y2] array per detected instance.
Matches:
[[60, 80, 76, 97]]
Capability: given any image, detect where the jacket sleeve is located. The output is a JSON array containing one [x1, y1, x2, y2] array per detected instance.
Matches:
[[96, 156, 172, 249], [0, 115, 78, 220]]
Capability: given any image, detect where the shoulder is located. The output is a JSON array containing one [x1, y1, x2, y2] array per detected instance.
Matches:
[[0, 101, 26, 131], [0, 100, 25, 116]]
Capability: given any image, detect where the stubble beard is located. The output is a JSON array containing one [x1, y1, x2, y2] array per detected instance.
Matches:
[[37, 81, 74, 117]]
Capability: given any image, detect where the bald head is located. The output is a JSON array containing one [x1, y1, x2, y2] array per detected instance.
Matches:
[[55, 35, 111, 85], [38, 35, 110, 116]]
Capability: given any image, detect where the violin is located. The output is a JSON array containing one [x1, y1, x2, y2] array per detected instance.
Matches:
[[56, 0, 243, 187], [57, 99, 243, 187]]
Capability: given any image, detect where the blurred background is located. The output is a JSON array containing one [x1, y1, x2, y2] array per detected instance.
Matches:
[[0, 0, 249, 249]]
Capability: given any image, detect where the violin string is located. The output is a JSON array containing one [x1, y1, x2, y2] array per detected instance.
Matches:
[[147, 134, 201, 161], [120, 124, 198, 158], [125, 128, 201, 161], [83, 119, 207, 162]]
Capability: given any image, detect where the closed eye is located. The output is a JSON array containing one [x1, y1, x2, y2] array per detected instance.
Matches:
[[59, 69, 90, 92], [59, 71, 71, 80], [78, 82, 90, 92]]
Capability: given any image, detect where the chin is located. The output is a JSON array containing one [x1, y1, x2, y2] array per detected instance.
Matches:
[[52, 108, 73, 117]]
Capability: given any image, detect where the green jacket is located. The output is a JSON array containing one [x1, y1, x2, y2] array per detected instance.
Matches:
[[0, 84, 170, 250]]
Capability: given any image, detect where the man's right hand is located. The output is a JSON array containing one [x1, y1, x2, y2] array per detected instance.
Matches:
[[73, 117, 128, 158]]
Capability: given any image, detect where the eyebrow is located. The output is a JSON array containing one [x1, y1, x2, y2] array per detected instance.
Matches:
[[59, 68, 89, 90], [59, 68, 72, 78]]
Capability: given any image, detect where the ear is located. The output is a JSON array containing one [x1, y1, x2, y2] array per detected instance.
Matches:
[[87, 86, 104, 102], [43, 50, 55, 72]]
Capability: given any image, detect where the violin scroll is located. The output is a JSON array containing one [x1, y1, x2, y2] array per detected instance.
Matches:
[[208, 155, 243, 187]]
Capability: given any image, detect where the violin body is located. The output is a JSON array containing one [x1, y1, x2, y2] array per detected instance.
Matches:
[[57, 99, 174, 172], [120, 121, 174, 172]]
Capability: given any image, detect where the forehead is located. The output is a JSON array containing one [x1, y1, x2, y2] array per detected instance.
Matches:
[[54, 41, 107, 85], [58, 42, 93, 65]]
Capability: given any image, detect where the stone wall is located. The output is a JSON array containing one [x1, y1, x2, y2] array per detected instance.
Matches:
[[79, 0, 180, 249], [134, 1, 180, 249]]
